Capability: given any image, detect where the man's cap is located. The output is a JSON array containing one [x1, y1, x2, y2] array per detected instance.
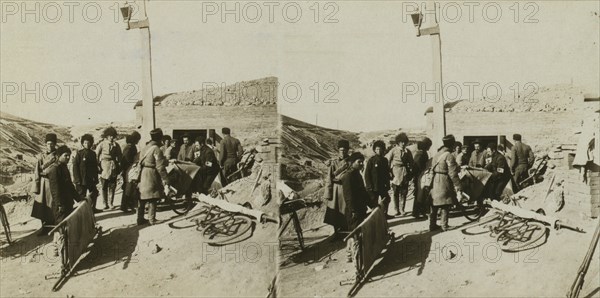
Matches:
[[513, 134, 522, 141], [395, 133, 409, 143], [372, 140, 386, 152], [150, 128, 164, 142], [56, 145, 71, 157], [103, 127, 117, 138], [80, 134, 94, 145], [487, 142, 498, 151], [347, 152, 364, 163], [222, 127, 231, 134], [337, 139, 350, 150], [45, 133, 57, 143], [442, 134, 456, 148]]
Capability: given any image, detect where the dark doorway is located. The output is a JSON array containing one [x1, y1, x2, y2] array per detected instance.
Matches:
[[173, 129, 208, 144], [463, 135, 499, 157]]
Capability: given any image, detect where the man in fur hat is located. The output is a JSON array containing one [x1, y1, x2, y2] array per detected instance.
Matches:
[[96, 127, 122, 209], [72, 134, 101, 213], [137, 128, 169, 225], [430, 135, 463, 231], [364, 140, 392, 219], [323, 139, 351, 237], [31, 133, 58, 235], [385, 133, 414, 216]]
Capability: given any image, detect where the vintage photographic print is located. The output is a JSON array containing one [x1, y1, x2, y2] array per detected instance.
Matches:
[[1, 0, 599, 298], [277, 1, 599, 297], [1, 1, 279, 296]]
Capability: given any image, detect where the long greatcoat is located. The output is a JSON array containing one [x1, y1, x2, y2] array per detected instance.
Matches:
[[430, 148, 462, 206], [323, 156, 350, 230], [31, 151, 57, 223], [138, 141, 169, 201], [47, 162, 81, 223]]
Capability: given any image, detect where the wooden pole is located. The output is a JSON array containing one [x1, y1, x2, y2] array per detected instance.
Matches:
[[139, 0, 155, 144]]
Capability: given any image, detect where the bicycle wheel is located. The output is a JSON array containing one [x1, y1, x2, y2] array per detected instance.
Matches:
[[461, 213, 502, 236], [201, 215, 254, 245], [456, 196, 487, 222], [496, 221, 548, 252], [0, 205, 11, 244], [168, 196, 195, 215]]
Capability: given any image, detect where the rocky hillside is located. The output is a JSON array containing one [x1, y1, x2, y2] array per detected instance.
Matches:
[[0, 112, 71, 179], [281, 115, 360, 182], [135, 77, 278, 108]]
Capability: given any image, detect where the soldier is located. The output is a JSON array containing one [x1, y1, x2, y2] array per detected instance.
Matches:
[[412, 137, 432, 219], [341, 152, 377, 264], [323, 139, 351, 238], [484, 143, 511, 200], [468, 139, 486, 168], [72, 134, 101, 213], [31, 133, 58, 235], [193, 135, 220, 195], [120, 131, 141, 212], [177, 134, 195, 162], [96, 127, 122, 209], [385, 133, 413, 216], [430, 135, 463, 232], [47, 145, 83, 256], [510, 133, 535, 187], [364, 140, 392, 219], [137, 128, 170, 225], [218, 127, 244, 180]]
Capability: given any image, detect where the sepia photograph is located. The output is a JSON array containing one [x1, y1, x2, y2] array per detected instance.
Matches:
[[1, 0, 599, 297], [277, 1, 599, 297], [1, 1, 279, 296]]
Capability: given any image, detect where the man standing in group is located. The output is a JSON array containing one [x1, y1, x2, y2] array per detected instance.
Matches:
[[193, 135, 220, 195], [47, 145, 83, 257], [161, 135, 172, 159], [412, 137, 432, 219], [72, 134, 101, 213], [430, 135, 463, 232], [323, 140, 351, 238], [219, 127, 243, 180], [364, 140, 391, 219], [138, 128, 170, 225], [484, 143, 511, 200], [177, 134, 195, 162], [469, 139, 486, 168], [96, 127, 122, 210], [120, 131, 141, 213], [31, 133, 58, 235], [456, 144, 469, 166], [510, 133, 535, 187], [386, 133, 413, 216]]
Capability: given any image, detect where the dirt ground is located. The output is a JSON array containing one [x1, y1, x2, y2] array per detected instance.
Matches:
[[0, 185, 277, 297], [279, 194, 600, 298]]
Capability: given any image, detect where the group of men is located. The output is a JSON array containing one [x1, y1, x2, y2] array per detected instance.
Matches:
[[30, 127, 244, 232], [323, 132, 536, 242]]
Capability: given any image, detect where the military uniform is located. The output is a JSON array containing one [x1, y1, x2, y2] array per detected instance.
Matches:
[[385, 146, 413, 214], [430, 147, 462, 230], [364, 154, 391, 214], [412, 149, 430, 218], [323, 156, 350, 231], [484, 151, 511, 200], [30, 150, 57, 224], [219, 135, 243, 180], [120, 142, 138, 211], [510, 140, 535, 186], [193, 144, 220, 194], [96, 140, 122, 208], [72, 148, 100, 210]]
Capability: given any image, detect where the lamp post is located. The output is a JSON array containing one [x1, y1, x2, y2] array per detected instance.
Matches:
[[411, 2, 445, 151], [121, 1, 155, 143]]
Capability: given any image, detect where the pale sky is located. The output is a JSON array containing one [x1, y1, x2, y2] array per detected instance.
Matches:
[[1, 1, 599, 131]]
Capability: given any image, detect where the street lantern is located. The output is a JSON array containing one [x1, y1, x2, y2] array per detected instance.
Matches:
[[410, 12, 423, 36], [120, 2, 149, 30], [120, 4, 132, 22]]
